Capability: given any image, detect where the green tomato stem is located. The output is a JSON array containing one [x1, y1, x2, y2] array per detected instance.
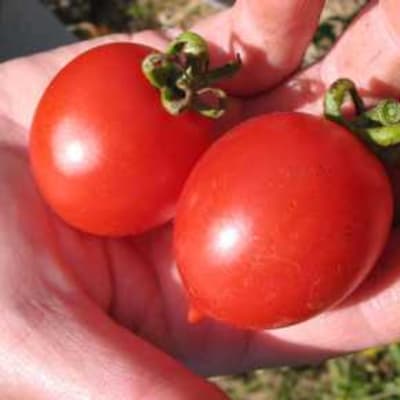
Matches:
[[142, 31, 241, 118], [366, 125, 400, 147], [324, 78, 400, 165], [364, 99, 400, 126], [324, 78, 365, 123]]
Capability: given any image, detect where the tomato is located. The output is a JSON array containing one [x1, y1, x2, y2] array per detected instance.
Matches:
[[174, 112, 393, 329], [30, 43, 213, 236]]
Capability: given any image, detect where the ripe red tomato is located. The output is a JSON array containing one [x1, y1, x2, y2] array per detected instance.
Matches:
[[174, 112, 393, 329], [30, 43, 213, 236]]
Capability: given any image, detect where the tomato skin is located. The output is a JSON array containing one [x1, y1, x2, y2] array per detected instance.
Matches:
[[30, 43, 213, 236], [174, 113, 393, 329]]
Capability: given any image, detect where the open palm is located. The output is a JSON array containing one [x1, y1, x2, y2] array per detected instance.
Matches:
[[1, 1, 400, 398]]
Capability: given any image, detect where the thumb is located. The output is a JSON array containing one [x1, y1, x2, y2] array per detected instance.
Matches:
[[194, 0, 325, 95], [246, 0, 400, 117]]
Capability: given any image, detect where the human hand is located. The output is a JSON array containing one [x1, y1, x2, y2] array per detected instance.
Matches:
[[0, 0, 400, 398]]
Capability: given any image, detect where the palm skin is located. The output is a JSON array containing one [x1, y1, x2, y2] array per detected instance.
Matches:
[[1, 0, 400, 398]]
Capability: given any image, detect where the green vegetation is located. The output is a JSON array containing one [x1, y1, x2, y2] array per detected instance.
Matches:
[[214, 345, 400, 399]]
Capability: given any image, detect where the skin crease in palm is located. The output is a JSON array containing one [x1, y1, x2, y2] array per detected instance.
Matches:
[[0, 0, 400, 398]]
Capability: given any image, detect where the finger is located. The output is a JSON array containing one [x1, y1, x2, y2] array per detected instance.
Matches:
[[318, 0, 400, 96], [194, 0, 325, 95], [0, 146, 227, 400], [246, 0, 400, 117]]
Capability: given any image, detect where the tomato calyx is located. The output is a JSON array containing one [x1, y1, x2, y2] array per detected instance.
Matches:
[[324, 78, 400, 165], [142, 31, 241, 118]]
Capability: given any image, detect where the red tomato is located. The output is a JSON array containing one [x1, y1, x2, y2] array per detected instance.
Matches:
[[174, 113, 393, 329], [30, 43, 213, 236]]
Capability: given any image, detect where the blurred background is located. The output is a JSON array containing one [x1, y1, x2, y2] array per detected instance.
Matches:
[[39, 0, 368, 66], [12, 0, 400, 398]]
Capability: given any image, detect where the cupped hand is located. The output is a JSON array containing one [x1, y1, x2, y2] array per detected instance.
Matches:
[[1, 1, 400, 398]]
